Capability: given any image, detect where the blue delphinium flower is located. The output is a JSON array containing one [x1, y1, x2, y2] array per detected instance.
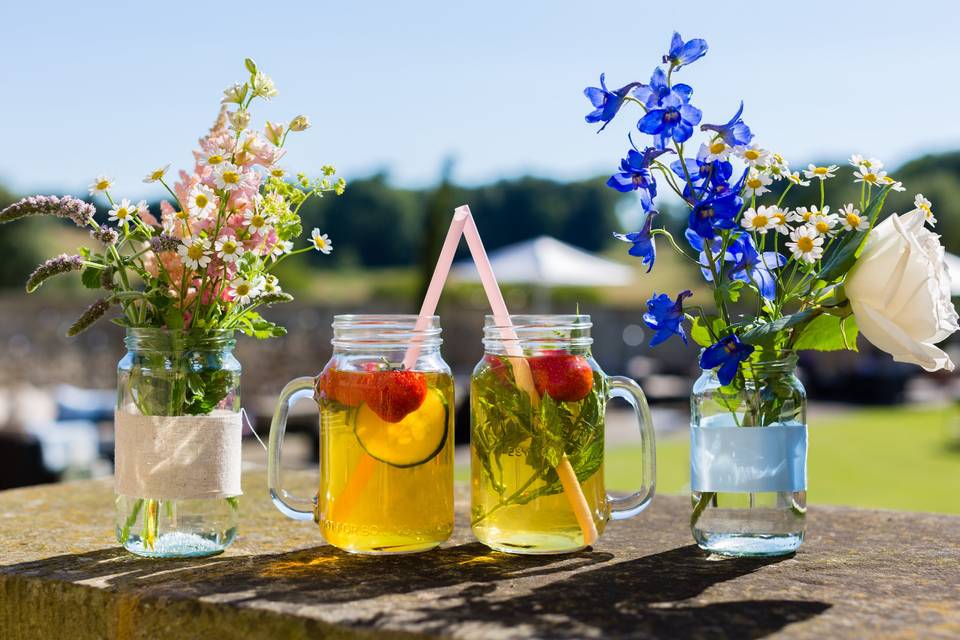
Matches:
[[726, 234, 786, 300], [584, 74, 641, 132], [637, 91, 702, 149], [606, 146, 671, 211], [614, 210, 659, 271], [663, 32, 708, 69], [700, 334, 754, 386], [643, 289, 693, 346], [632, 68, 693, 110], [688, 188, 744, 238], [700, 101, 754, 147]]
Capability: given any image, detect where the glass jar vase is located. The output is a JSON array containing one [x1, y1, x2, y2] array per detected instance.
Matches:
[[690, 353, 807, 557], [115, 329, 241, 558]]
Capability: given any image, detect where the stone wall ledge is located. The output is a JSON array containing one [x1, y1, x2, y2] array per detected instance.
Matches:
[[1, 472, 958, 639]]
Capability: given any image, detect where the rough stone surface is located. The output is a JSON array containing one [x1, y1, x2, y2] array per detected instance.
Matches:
[[0, 472, 957, 639]]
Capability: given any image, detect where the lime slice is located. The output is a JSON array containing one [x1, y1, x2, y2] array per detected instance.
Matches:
[[354, 388, 448, 467]]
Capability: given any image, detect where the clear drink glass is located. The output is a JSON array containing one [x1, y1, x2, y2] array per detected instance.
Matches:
[[268, 315, 454, 554], [470, 314, 656, 554]]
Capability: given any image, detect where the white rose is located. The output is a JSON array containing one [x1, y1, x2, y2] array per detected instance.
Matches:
[[845, 209, 958, 371]]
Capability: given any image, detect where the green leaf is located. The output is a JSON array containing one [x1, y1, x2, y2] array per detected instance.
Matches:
[[690, 315, 723, 347], [237, 311, 287, 339], [80, 266, 102, 289], [793, 313, 859, 352], [718, 280, 744, 303], [817, 186, 891, 283], [739, 310, 819, 346]]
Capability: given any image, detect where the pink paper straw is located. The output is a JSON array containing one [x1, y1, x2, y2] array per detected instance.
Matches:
[[401, 206, 470, 370]]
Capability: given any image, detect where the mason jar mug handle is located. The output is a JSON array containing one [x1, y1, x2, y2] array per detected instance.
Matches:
[[267, 376, 318, 521], [605, 375, 657, 520]]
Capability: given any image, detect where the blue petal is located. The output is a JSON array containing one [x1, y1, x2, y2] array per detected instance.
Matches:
[[637, 109, 666, 134], [606, 174, 637, 192], [699, 340, 728, 368], [668, 32, 683, 58], [673, 83, 693, 103], [584, 86, 607, 108], [672, 120, 694, 143], [677, 39, 709, 66], [716, 358, 740, 386], [680, 104, 703, 126]]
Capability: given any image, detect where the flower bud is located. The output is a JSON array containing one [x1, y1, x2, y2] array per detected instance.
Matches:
[[288, 115, 310, 132], [229, 110, 251, 131], [265, 121, 285, 145], [244, 58, 258, 74]]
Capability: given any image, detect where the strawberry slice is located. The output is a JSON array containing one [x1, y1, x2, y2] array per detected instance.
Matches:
[[362, 369, 428, 423], [528, 351, 594, 403], [316, 362, 380, 407]]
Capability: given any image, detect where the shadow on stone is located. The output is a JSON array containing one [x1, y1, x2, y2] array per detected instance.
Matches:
[[0, 543, 830, 637], [404, 544, 831, 638]]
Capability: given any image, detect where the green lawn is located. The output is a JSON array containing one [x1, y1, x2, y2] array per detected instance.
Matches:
[[606, 405, 960, 514], [457, 405, 960, 515]]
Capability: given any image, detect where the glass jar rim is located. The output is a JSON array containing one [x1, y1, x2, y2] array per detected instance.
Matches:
[[331, 314, 442, 350], [124, 328, 236, 351], [483, 314, 592, 353]]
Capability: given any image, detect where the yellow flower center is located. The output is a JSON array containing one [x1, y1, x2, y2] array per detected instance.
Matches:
[[797, 237, 814, 252], [314, 237, 328, 249], [815, 220, 830, 234], [223, 171, 240, 185], [814, 167, 829, 175], [96, 180, 110, 190], [773, 213, 786, 225], [846, 213, 861, 226], [194, 194, 209, 209], [115, 208, 129, 219], [235, 283, 250, 296], [187, 244, 205, 260], [176, 210, 189, 221], [747, 178, 762, 189], [751, 215, 769, 229], [150, 170, 164, 180], [271, 168, 285, 177], [222, 241, 237, 254], [208, 154, 223, 165], [744, 149, 761, 161], [802, 211, 813, 221], [251, 215, 265, 227], [710, 141, 726, 154], [863, 173, 877, 183]]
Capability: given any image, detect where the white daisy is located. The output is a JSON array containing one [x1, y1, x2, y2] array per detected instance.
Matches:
[[863, 157, 884, 171], [214, 234, 242, 263], [135, 200, 149, 216], [736, 144, 769, 167], [848, 154, 865, 168], [786, 171, 811, 187], [803, 164, 839, 181], [881, 176, 906, 192], [214, 163, 250, 192], [914, 194, 936, 225], [741, 206, 776, 233], [178, 237, 212, 269], [703, 139, 732, 163], [743, 171, 772, 197], [766, 156, 789, 181], [244, 209, 271, 234], [229, 277, 260, 305], [787, 205, 829, 225], [311, 228, 333, 254], [768, 206, 791, 235], [201, 150, 227, 167], [853, 166, 887, 186], [88, 174, 114, 196], [143, 165, 170, 183], [810, 211, 840, 237], [188, 185, 217, 218], [839, 204, 869, 232], [262, 274, 282, 294], [271, 240, 294, 258], [108, 198, 136, 224], [787, 226, 825, 264]]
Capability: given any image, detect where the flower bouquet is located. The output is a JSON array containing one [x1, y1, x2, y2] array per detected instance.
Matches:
[[586, 33, 958, 556], [0, 58, 345, 557]]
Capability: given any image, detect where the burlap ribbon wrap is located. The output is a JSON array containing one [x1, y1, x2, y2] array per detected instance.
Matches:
[[114, 407, 243, 500]]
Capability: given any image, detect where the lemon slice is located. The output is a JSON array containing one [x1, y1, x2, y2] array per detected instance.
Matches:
[[354, 388, 448, 467]]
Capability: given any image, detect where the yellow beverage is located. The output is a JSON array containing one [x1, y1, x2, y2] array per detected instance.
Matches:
[[317, 370, 454, 554], [470, 355, 609, 554]]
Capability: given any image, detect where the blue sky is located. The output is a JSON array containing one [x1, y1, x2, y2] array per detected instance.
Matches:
[[2, 1, 959, 198]]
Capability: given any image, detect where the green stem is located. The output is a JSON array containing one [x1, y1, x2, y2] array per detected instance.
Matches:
[[691, 491, 715, 529]]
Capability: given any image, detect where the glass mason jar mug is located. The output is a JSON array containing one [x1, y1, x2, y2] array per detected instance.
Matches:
[[690, 353, 807, 557], [268, 315, 454, 554], [471, 314, 656, 554], [115, 329, 241, 558]]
